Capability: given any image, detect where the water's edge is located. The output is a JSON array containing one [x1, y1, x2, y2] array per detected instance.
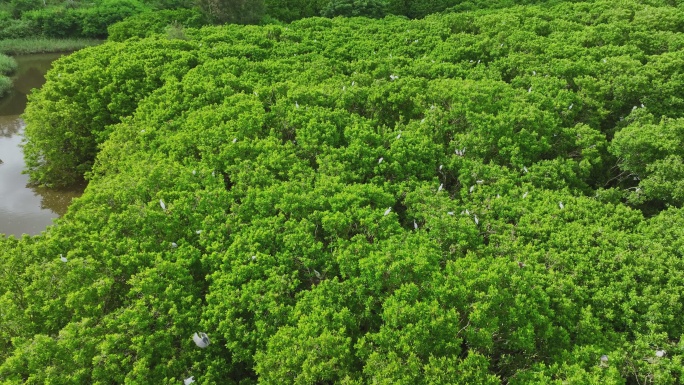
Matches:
[[0, 52, 85, 237]]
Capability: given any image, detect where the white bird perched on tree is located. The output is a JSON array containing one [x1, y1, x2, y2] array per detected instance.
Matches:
[[60, 254, 67, 263], [389, 74, 399, 81], [184, 376, 195, 385], [656, 350, 666, 357], [160, 199, 166, 211], [384, 207, 392, 216], [447, 211, 454, 216], [313, 269, 322, 279], [559, 201, 564, 209], [473, 215, 479, 225], [523, 192, 528, 199], [414, 220, 418, 230], [192, 332, 210, 348], [232, 138, 237, 143], [378, 157, 384, 164], [438, 183, 443, 192], [600, 355, 608, 363], [171, 242, 178, 248]]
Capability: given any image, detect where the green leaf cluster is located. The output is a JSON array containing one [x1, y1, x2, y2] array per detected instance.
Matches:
[[8, 1, 684, 383]]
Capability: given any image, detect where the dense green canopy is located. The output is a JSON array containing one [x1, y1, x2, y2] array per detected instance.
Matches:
[[5, 1, 684, 383]]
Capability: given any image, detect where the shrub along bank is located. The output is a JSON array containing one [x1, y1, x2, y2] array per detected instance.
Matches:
[[0, 53, 17, 97], [5, 0, 684, 383]]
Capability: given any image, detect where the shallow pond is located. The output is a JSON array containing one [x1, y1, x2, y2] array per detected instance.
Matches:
[[0, 53, 84, 237]]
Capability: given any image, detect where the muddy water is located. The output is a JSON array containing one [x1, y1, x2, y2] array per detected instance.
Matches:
[[0, 53, 84, 237]]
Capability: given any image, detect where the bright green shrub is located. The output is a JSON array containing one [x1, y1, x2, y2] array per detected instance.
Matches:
[[196, 0, 265, 24], [107, 8, 207, 41], [22, 6, 81, 38], [320, 0, 389, 18], [9, 1, 684, 383], [76, 0, 149, 38]]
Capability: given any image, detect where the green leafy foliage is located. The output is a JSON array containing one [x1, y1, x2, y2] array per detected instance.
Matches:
[[107, 8, 206, 41], [8, 0, 684, 383], [195, 0, 265, 24], [321, 0, 389, 18]]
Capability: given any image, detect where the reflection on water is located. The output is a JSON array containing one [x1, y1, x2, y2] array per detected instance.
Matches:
[[0, 52, 85, 237]]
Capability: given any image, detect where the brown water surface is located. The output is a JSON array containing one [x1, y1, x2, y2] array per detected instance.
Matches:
[[0, 52, 84, 237]]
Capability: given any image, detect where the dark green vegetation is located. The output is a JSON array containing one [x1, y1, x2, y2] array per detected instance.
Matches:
[[0, 54, 17, 97], [0, 0, 193, 40], [6, 0, 684, 383]]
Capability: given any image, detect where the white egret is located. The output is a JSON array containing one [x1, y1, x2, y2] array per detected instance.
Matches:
[[232, 138, 237, 143], [522, 192, 528, 199], [192, 332, 210, 348], [314, 269, 322, 279], [184, 376, 195, 385], [295, 101, 299, 108], [171, 242, 178, 248], [600, 355, 608, 363], [476, 180, 483, 184], [196, 230, 202, 234], [378, 157, 384, 164], [568, 103, 573, 110], [523, 166, 528, 173], [465, 209, 470, 215], [251, 255, 257, 261], [384, 207, 392, 216], [60, 254, 67, 263], [528, 87, 532, 93], [469, 185, 475, 193], [438, 183, 443, 192], [473, 215, 479, 225], [439, 164, 443, 171], [656, 350, 666, 357], [414, 220, 418, 230], [351, 81, 355, 86], [447, 211, 454, 216], [396, 133, 401, 139], [559, 202, 564, 209], [160, 199, 166, 211], [532, 70, 536, 76], [390, 74, 399, 81], [192, 170, 196, 175]]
